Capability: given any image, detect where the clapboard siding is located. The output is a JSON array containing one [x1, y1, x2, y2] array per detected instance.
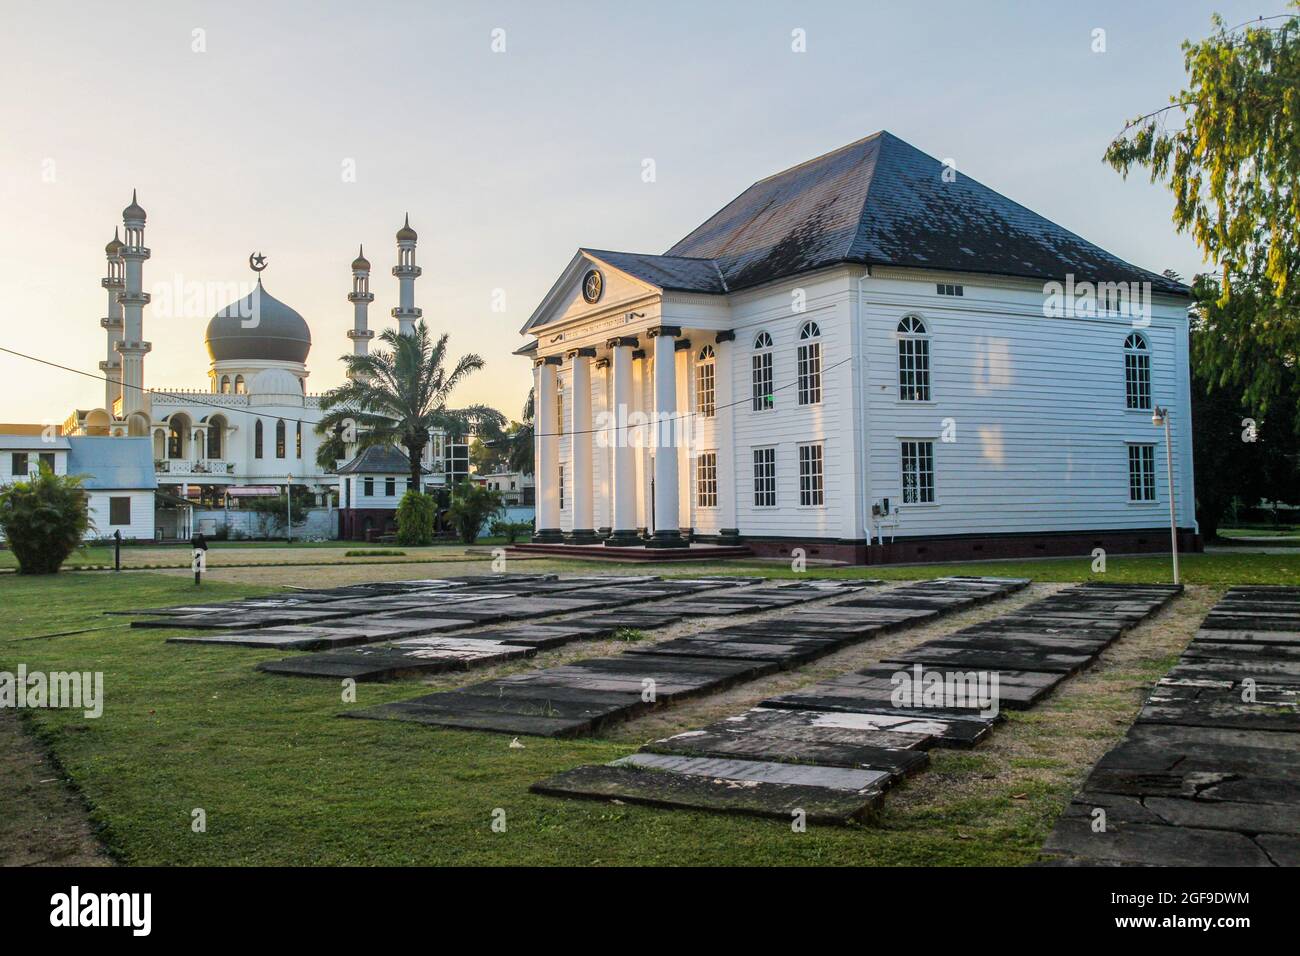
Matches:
[[859, 273, 1194, 540], [718, 271, 856, 539], [86, 490, 154, 541]]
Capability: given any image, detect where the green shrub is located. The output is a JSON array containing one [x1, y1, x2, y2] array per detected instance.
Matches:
[[0, 464, 92, 574], [395, 490, 436, 545], [446, 481, 504, 544], [489, 519, 533, 544], [345, 549, 406, 557]]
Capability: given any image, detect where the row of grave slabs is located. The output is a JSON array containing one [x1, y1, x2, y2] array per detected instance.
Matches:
[[130, 571, 1187, 829], [1041, 586, 1300, 865], [532, 582, 1183, 825], [131, 572, 1027, 737]]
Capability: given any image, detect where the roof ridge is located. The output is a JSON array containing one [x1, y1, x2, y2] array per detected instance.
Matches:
[[749, 130, 888, 187]]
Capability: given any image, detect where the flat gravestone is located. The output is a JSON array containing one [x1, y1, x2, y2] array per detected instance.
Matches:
[[530, 764, 884, 824]]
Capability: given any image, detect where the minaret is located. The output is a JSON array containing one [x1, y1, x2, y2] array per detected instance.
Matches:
[[346, 245, 375, 376], [115, 190, 152, 421], [99, 229, 125, 413], [391, 214, 421, 336]]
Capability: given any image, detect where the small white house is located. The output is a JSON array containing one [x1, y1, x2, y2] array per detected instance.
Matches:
[[0, 433, 157, 541], [519, 131, 1197, 564], [337, 445, 426, 541], [67, 436, 158, 541]]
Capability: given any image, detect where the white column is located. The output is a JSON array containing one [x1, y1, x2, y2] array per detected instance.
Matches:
[[649, 327, 686, 547], [606, 339, 639, 545], [567, 349, 596, 541], [533, 359, 562, 541], [714, 333, 739, 541]]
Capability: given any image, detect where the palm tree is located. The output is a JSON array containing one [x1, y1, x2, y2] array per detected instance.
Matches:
[[480, 387, 534, 476], [315, 321, 505, 488]]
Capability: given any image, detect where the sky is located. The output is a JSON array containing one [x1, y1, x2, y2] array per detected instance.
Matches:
[[0, 0, 1268, 427]]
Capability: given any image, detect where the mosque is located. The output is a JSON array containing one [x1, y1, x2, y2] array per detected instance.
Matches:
[[59, 194, 467, 537]]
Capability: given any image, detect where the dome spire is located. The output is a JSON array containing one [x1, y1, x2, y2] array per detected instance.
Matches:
[[392, 213, 422, 335], [122, 189, 146, 222]]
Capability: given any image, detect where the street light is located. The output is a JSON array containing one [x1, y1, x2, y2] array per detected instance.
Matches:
[[286, 474, 293, 544], [1151, 406, 1179, 585]]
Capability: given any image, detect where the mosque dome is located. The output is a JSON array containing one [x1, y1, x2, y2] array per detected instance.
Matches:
[[205, 283, 312, 364], [249, 368, 303, 397], [352, 245, 370, 271], [396, 214, 417, 242], [106, 229, 124, 255]]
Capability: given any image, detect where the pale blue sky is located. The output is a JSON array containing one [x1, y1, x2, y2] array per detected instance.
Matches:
[[0, 0, 1264, 424]]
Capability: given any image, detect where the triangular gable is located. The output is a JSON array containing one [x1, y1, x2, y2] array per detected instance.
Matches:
[[520, 251, 662, 335]]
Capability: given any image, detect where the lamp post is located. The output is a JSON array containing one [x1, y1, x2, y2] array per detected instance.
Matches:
[[1151, 405, 1179, 585], [286, 474, 293, 544]]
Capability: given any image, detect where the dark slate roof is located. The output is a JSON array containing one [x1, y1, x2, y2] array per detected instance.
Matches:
[[581, 249, 728, 294], [661, 131, 1188, 296], [67, 436, 157, 490], [337, 444, 425, 475]]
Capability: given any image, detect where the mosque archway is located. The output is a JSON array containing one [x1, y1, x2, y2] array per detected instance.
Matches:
[[127, 412, 150, 438], [167, 413, 192, 459]]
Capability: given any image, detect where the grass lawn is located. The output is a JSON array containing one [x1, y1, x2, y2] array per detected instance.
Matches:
[[0, 540, 501, 572], [0, 552, 1289, 866], [578, 551, 1300, 587]]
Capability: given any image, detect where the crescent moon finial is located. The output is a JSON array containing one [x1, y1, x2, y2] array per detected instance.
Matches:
[[249, 251, 268, 273]]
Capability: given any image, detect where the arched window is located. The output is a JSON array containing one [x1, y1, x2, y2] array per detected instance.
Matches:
[[295, 421, 302, 458], [206, 417, 224, 459], [1124, 332, 1151, 410], [695, 345, 716, 417], [797, 321, 822, 406], [234, 375, 245, 395], [220, 375, 231, 394], [751, 332, 774, 411], [254, 419, 263, 459], [275, 419, 287, 458], [897, 315, 931, 401]]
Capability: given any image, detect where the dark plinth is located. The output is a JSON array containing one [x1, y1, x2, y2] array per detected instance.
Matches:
[[531, 528, 564, 544], [645, 530, 689, 549], [604, 529, 643, 547], [566, 528, 601, 545]]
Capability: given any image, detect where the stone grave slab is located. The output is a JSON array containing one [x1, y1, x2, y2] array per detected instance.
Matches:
[[530, 764, 884, 824]]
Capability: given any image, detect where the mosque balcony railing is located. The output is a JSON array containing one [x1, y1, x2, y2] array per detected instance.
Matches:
[[157, 459, 235, 476]]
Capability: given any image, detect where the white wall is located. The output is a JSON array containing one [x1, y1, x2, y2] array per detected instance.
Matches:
[[858, 270, 1195, 541], [719, 270, 857, 540], [343, 473, 415, 509], [86, 490, 154, 541], [0, 448, 67, 481]]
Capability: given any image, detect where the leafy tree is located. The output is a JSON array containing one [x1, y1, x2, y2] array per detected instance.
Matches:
[[1105, 9, 1300, 412], [445, 480, 504, 544], [315, 321, 505, 488], [1189, 277, 1300, 538], [0, 464, 92, 574], [395, 490, 436, 546], [243, 486, 312, 538], [479, 388, 535, 476]]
